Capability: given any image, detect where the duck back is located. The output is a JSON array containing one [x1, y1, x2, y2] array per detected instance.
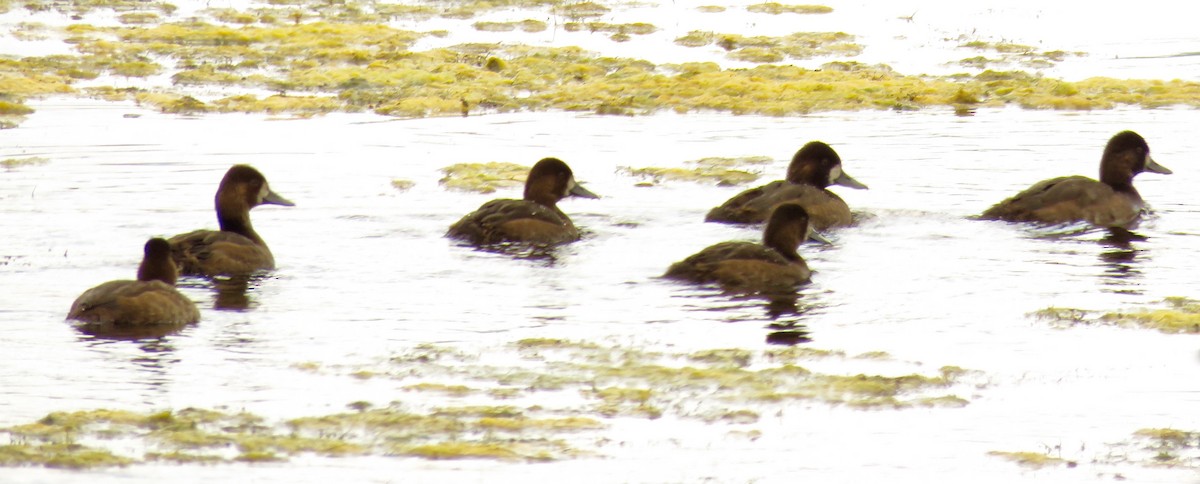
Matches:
[[665, 241, 811, 291], [68, 279, 200, 326], [170, 229, 276, 276], [981, 175, 1142, 227], [448, 198, 578, 245], [706, 181, 852, 229]]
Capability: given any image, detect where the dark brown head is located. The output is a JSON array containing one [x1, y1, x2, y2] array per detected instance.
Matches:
[[785, 141, 868, 190], [137, 238, 177, 285], [215, 164, 294, 235], [522, 157, 599, 208], [1099, 131, 1172, 190], [762, 203, 812, 262]]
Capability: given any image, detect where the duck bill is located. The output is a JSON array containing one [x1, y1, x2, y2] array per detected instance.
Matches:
[[1144, 156, 1172, 175], [263, 189, 296, 207], [807, 230, 832, 245], [568, 181, 600, 199], [833, 170, 868, 189]]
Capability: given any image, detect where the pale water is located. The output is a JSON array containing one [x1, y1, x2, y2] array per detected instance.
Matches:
[[1, 0, 1200, 482]]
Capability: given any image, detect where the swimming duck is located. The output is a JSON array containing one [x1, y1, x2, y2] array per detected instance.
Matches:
[[447, 157, 599, 245], [666, 203, 822, 292], [980, 131, 1171, 227], [68, 238, 200, 326], [169, 165, 294, 276], [706, 141, 867, 229]]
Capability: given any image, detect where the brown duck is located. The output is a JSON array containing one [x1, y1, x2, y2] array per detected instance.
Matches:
[[68, 238, 200, 327], [980, 131, 1171, 228], [169, 165, 294, 276], [706, 141, 867, 230], [666, 203, 824, 292], [447, 157, 599, 245]]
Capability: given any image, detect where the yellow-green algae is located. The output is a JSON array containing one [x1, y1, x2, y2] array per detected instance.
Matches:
[[1134, 428, 1200, 467], [0, 443, 133, 469], [746, 3, 832, 15], [404, 383, 477, 397], [1000, 427, 1200, 471], [1, 156, 48, 170], [0, 339, 977, 469], [0, 1, 1198, 125], [473, 20, 547, 33], [987, 450, 1072, 469], [675, 31, 863, 62], [563, 21, 658, 40], [957, 41, 1085, 70], [620, 155, 770, 186], [1034, 297, 1200, 334], [439, 161, 529, 193], [0, 404, 603, 468]]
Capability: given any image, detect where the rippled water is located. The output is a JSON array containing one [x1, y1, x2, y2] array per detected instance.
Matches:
[[3, 0, 1200, 480], [2, 100, 1199, 482]]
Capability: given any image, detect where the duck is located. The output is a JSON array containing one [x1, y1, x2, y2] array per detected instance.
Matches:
[[447, 157, 599, 245], [665, 203, 823, 292], [169, 165, 294, 276], [705, 141, 867, 230], [67, 238, 200, 327], [980, 131, 1172, 228]]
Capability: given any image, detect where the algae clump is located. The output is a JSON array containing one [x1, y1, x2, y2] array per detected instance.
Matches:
[[620, 155, 770, 186], [987, 450, 1073, 469], [746, 3, 833, 15], [439, 161, 529, 193], [1033, 297, 1200, 334]]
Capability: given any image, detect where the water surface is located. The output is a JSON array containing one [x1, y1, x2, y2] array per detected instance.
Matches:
[[1, 101, 1199, 482]]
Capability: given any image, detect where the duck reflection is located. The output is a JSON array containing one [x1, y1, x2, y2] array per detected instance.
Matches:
[[176, 274, 270, 311], [759, 291, 817, 345], [75, 334, 180, 402], [689, 289, 820, 345], [74, 322, 187, 339], [1096, 228, 1148, 294], [1029, 225, 1149, 295], [211, 275, 255, 310], [464, 242, 562, 265]]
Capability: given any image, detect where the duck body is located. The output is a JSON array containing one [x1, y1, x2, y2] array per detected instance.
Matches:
[[68, 279, 199, 326], [169, 165, 293, 276], [169, 229, 277, 276], [667, 203, 815, 292], [980, 131, 1171, 228], [448, 198, 580, 245], [705, 180, 852, 229], [665, 240, 812, 291], [448, 157, 598, 246], [706, 141, 866, 229], [68, 238, 199, 327], [979, 175, 1146, 227]]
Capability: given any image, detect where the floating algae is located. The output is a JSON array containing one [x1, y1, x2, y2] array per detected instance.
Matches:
[[438, 161, 529, 193], [745, 3, 832, 15], [1033, 297, 1200, 334], [986, 450, 1074, 469], [0, 1, 1197, 125], [993, 427, 1200, 471], [675, 31, 863, 62], [0, 338, 978, 469], [619, 155, 770, 186]]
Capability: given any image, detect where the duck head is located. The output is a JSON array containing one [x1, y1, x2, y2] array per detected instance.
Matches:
[[1099, 131, 1171, 190], [786, 141, 868, 190], [523, 157, 599, 207]]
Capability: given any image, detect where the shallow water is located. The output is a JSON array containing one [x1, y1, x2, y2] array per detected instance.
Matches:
[[2, 100, 1199, 482], [2, 0, 1200, 481]]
